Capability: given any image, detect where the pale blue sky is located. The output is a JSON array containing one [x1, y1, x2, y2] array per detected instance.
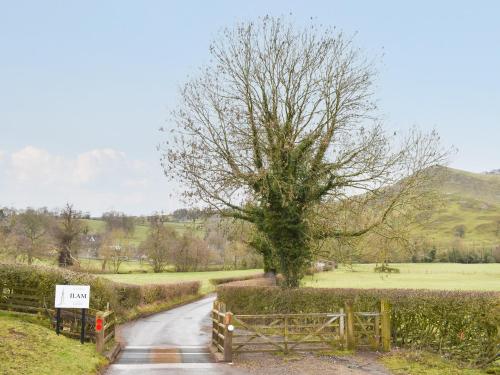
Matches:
[[0, 1, 499, 215]]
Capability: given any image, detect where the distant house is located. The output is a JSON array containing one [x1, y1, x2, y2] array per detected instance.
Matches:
[[82, 234, 102, 258]]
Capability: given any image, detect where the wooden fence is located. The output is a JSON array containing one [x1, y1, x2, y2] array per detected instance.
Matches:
[[0, 284, 46, 314], [1, 283, 115, 353], [212, 300, 391, 362]]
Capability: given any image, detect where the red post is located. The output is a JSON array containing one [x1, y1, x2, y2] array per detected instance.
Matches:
[[95, 314, 105, 353]]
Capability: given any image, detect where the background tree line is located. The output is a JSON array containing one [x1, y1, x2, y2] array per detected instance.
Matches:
[[0, 205, 263, 273], [0, 204, 86, 266]]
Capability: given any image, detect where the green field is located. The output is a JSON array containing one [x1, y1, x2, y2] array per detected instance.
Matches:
[[102, 269, 263, 293], [303, 263, 500, 291], [80, 219, 204, 245], [102, 263, 500, 293], [0, 311, 105, 375], [78, 258, 154, 272]]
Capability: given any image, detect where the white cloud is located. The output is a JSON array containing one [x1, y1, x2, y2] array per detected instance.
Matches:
[[7, 146, 139, 187], [0, 146, 179, 215], [74, 148, 127, 183], [9, 146, 67, 185]]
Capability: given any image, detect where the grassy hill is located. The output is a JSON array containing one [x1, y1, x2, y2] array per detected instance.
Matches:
[[414, 167, 500, 250], [0, 311, 105, 375], [79, 167, 500, 258]]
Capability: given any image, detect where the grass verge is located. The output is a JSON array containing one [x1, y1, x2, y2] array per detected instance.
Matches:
[[0, 311, 106, 375], [381, 350, 498, 375]]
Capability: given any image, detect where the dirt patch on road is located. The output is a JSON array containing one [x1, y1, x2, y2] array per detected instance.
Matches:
[[232, 351, 391, 375]]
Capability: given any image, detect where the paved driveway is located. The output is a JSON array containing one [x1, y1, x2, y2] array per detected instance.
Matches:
[[106, 295, 249, 375]]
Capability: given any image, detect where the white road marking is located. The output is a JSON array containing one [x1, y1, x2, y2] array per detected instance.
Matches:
[[120, 353, 210, 356], [123, 345, 209, 350], [109, 363, 219, 369]]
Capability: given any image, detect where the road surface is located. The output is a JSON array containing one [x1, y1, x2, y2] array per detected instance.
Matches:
[[106, 295, 248, 375]]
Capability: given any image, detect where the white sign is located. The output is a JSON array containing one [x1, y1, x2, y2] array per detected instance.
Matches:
[[55, 285, 90, 309]]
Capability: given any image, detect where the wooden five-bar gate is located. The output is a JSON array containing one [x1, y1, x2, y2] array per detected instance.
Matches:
[[212, 300, 391, 362]]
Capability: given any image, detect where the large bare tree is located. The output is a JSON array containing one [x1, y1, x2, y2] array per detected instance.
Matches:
[[163, 17, 447, 287]]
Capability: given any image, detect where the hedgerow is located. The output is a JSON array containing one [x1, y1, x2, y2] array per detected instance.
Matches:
[[0, 264, 200, 318], [209, 273, 265, 286], [217, 286, 500, 365]]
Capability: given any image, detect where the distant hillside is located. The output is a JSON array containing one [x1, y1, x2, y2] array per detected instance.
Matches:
[[414, 166, 500, 249], [439, 167, 500, 206], [78, 167, 500, 253], [484, 168, 500, 175]]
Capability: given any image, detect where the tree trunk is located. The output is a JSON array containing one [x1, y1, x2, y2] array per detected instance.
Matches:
[[58, 247, 73, 267], [264, 205, 310, 288]]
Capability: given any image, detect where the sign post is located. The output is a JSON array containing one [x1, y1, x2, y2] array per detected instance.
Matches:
[[55, 285, 90, 344], [56, 308, 61, 335]]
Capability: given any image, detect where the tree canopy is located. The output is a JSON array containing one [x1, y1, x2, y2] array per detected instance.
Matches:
[[163, 17, 447, 287]]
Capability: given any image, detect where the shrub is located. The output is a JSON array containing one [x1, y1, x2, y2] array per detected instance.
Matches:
[[374, 264, 400, 273], [0, 264, 200, 318], [217, 285, 500, 365]]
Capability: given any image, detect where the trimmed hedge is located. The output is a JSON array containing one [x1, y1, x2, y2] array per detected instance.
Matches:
[[209, 273, 265, 286], [0, 264, 200, 317], [222, 277, 276, 287], [140, 282, 200, 304], [217, 286, 500, 365]]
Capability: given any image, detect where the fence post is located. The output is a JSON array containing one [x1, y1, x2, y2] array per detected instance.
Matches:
[[223, 312, 233, 362], [373, 314, 381, 350], [345, 301, 355, 350], [95, 312, 105, 354], [339, 308, 345, 349], [380, 299, 391, 352], [284, 315, 288, 354]]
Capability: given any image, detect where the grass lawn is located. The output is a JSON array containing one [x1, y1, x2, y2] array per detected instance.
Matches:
[[102, 269, 263, 293], [303, 263, 500, 291], [0, 311, 105, 375], [78, 257, 154, 273]]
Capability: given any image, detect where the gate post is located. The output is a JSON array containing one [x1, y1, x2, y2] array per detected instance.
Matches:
[[380, 299, 391, 352], [345, 302, 355, 350], [223, 312, 233, 362], [95, 312, 105, 354], [373, 314, 381, 350], [339, 308, 345, 348]]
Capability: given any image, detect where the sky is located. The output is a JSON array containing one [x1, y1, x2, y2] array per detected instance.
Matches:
[[0, 0, 499, 215]]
